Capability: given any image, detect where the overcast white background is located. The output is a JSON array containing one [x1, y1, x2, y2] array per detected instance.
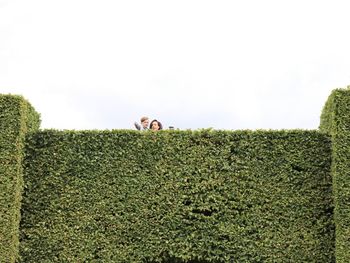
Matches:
[[1, 0, 350, 130]]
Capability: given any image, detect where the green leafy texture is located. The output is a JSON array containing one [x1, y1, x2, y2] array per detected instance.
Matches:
[[320, 88, 350, 262], [0, 95, 40, 263], [20, 129, 334, 262]]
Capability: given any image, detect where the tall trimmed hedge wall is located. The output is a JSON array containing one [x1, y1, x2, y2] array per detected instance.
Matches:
[[19, 129, 334, 262], [320, 88, 350, 262], [0, 95, 40, 263]]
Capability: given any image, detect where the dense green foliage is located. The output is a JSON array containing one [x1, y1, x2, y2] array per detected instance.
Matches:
[[320, 89, 350, 262], [0, 95, 40, 263], [20, 129, 334, 262]]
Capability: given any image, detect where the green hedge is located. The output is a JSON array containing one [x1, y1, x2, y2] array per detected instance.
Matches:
[[0, 95, 40, 263], [320, 88, 350, 262], [20, 129, 334, 262]]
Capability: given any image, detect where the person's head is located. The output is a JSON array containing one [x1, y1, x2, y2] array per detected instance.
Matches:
[[140, 116, 149, 129], [150, 119, 163, 131]]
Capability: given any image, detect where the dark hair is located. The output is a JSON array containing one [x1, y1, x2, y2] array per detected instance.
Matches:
[[150, 119, 163, 130]]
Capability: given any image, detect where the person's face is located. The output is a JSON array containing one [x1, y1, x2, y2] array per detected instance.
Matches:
[[141, 119, 149, 129], [151, 121, 160, 131]]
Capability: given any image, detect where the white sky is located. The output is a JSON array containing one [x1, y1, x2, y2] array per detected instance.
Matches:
[[1, 0, 350, 130]]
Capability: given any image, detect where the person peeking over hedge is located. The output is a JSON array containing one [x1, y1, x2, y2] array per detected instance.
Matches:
[[134, 116, 149, 131], [150, 119, 163, 131]]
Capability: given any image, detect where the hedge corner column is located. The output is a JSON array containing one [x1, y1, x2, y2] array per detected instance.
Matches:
[[320, 87, 350, 263], [0, 95, 40, 263]]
